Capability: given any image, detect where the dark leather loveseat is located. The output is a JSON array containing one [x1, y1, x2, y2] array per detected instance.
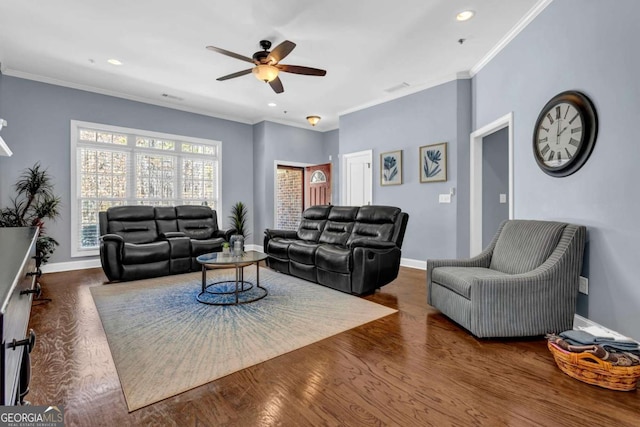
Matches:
[[99, 205, 232, 282], [264, 205, 409, 295]]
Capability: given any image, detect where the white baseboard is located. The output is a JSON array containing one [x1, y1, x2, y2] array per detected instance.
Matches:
[[41, 258, 102, 273], [400, 258, 426, 270], [247, 244, 264, 253], [573, 314, 637, 342]]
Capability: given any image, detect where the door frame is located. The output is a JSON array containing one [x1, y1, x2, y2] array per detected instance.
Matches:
[[469, 112, 514, 256], [273, 160, 313, 228], [340, 149, 373, 206]]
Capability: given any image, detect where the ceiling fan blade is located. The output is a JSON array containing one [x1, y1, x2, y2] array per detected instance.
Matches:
[[216, 69, 253, 81], [269, 77, 284, 94], [277, 64, 326, 76], [268, 40, 296, 63], [206, 46, 255, 64]]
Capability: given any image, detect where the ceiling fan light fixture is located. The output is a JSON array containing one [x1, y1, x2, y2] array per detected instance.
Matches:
[[253, 64, 279, 82], [456, 10, 475, 21], [306, 115, 321, 126]]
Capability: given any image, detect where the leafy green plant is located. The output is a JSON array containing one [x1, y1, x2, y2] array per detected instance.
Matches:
[[228, 201, 249, 238], [0, 163, 61, 264]]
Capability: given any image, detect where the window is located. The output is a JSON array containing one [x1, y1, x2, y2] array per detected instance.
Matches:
[[70, 121, 221, 257]]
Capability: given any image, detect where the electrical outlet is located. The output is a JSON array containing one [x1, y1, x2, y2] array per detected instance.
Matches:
[[439, 194, 451, 203], [579, 276, 589, 295]]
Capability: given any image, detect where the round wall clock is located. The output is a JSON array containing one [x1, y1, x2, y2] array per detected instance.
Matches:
[[533, 90, 598, 177]]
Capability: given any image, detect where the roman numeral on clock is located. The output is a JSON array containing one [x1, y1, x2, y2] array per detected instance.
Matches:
[[555, 106, 561, 120], [569, 138, 580, 147], [539, 137, 548, 143], [548, 150, 555, 162], [540, 144, 551, 156], [565, 148, 573, 159], [571, 126, 582, 134], [569, 113, 580, 124], [546, 113, 554, 125]]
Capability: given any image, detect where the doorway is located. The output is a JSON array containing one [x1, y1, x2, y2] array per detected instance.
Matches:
[[469, 113, 514, 256], [341, 150, 373, 206], [274, 161, 332, 230]]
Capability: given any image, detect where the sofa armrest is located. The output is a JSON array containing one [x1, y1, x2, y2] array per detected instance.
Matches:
[[100, 234, 125, 281], [214, 228, 235, 241], [160, 231, 186, 239], [264, 229, 298, 240], [101, 233, 125, 244], [349, 239, 397, 250]]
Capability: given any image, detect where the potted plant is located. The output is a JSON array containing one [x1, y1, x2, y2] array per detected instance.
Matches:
[[222, 242, 230, 254], [0, 162, 61, 265], [228, 201, 249, 255]]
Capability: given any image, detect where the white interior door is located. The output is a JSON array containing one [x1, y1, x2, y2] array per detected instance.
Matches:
[[341, 150, 372, 206]]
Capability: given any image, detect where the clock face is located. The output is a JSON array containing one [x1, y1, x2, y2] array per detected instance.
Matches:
[[532, 91, 598, 177], [535, 102, 583, 168]]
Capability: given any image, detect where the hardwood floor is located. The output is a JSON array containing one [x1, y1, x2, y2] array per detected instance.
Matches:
[[28, 267, 638, 426]]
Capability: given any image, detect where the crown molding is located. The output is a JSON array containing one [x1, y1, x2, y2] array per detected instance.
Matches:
[[470, 0, 553, 77]]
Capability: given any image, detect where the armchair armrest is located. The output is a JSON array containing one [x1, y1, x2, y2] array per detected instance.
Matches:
[[160, 231, 186, 239], [349, 239, 397, 250]]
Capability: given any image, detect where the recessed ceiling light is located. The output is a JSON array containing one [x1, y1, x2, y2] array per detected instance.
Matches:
[[107, 58, 123, 66], [456, 10, 475, 21], [268, 102, 277, 107]]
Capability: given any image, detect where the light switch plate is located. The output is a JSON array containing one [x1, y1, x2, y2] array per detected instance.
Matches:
[[579, 276, 589, 294], [439, 194, 451, 203], [499, 193, 507, 204]]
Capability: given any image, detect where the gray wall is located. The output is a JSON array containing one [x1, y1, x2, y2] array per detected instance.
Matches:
[[472, 0, 640, 339], [0, 75, 254, 263], [322, 129, 340, 204], [482, 127, 509, 247], [339, 80, 470, 262], [252, 121, 330, 244]]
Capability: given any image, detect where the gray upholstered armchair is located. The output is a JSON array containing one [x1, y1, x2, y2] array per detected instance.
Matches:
[[427, 220, 586, 338]]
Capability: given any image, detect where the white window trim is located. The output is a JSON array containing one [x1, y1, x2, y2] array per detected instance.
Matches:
[[70, 120, 222, 258]]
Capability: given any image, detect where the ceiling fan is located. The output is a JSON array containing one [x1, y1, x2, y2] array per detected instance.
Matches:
[[206, 40, 327, 94]]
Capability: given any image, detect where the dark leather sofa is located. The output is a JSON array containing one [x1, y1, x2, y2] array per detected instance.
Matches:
[[264, 205, 409, 295], [99, 205, 232, 282]]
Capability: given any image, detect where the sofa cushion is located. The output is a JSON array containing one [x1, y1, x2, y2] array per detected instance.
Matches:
[[176, 206, 218, 240], [155, 206, 178, 235], [355, 205, 400, 224], [490, 220, 566, 274], [346, 205, 398, 246], [122, 241, 170, 264], [316, 245, 351, 274], [289, 241, 321, 265], [296, 205, 331, 241], [432, 267, 511, 299], [267, 238, 295, 259], [106, 206, 159, 244], [319, 207, 358, 246]]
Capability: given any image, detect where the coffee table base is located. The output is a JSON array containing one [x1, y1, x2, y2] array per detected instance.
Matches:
[[198, 261, 267, 306]]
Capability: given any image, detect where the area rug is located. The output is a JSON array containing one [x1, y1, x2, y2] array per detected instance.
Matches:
[[90, 268, 397, 411]]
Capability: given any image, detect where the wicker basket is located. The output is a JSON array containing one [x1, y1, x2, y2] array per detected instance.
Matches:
[[548, 341, 640, 391]]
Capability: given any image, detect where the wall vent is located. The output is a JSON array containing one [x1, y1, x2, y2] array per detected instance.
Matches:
[[384, 82, 410, 93]]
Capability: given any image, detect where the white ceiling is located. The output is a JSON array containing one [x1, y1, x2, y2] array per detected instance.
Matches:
[[0, 0, 543, 131]]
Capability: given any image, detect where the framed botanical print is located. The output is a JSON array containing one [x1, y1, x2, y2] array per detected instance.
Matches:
[[420, 142, 447, 183], [380, 150, 402, 186]]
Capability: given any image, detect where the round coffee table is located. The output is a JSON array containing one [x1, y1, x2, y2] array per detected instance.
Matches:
[[196, 250, 268, 305]]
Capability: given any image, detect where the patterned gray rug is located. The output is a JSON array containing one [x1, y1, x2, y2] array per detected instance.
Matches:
[[91, 267, 396, 411]]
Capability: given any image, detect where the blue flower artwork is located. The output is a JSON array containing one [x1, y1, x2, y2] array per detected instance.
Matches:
[[424, 149, 442, 178], [381, 151, 402, 185], [420, 143, 447, 183]]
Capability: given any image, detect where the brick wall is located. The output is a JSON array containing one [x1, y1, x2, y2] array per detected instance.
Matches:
[[276, 167, 303, 230]]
